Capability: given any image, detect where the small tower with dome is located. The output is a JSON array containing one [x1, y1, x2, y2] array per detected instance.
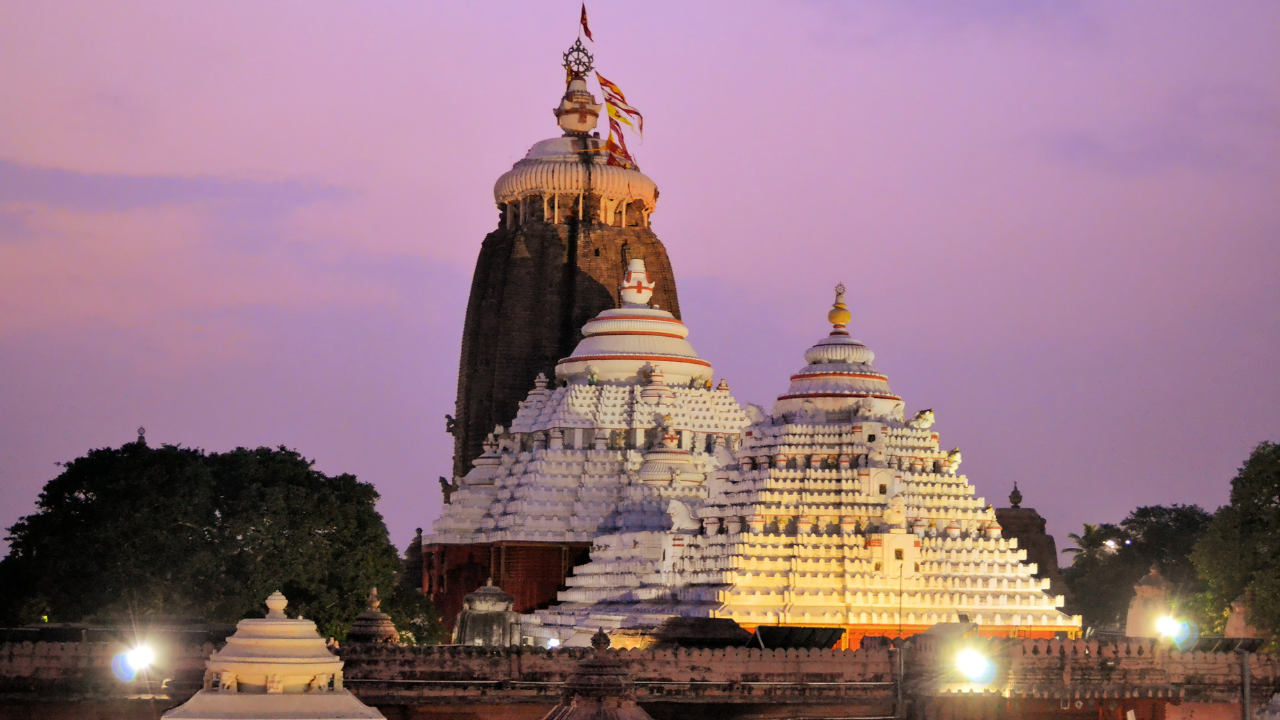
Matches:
[[162, 592, 383, 719]]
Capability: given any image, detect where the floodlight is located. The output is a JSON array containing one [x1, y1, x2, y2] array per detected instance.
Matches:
[[126, 645, 155, 672], [1156, 616, 1181, 638], [547, 638, 561, 648], [956, 648, 992, 682]]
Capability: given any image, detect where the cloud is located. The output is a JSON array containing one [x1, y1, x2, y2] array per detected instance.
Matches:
[[0, 161, 385, 360], [800, 0, 1103, 44], [0, 159, 348, 214], [1047, 86, 1280, 175]]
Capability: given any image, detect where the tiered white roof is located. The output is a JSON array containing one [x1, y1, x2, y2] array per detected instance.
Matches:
[[430, 260, 747, 545], [527, 287, 1081, 646], [162, 592, 382, 719]]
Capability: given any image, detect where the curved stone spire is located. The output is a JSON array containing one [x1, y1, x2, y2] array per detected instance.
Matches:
[[773, 284, 903, 420], [450, 34, 680, 487]]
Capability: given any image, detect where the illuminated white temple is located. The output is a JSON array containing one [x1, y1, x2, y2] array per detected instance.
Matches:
[[525, 286, 1081, 647]]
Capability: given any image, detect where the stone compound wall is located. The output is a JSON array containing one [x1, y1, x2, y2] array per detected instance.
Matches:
[[0, 640, 213, 719], [338, 644, 896, 709], [3, 638, 1275, 720]]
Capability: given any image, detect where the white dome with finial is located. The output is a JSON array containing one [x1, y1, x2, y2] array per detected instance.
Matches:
[[493, 40, 658, 219], [162, 592, 383, 719], [773, 283, 903, 420], [555, 259, 711, 387]]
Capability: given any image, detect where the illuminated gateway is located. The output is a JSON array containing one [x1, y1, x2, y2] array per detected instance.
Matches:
[[426, 39, 1081, 647]]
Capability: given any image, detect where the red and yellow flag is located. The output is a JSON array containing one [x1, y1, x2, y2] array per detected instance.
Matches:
[[596, 72, 643, 136], [579, 3, 594, 42], [604, 117, 637, 169]]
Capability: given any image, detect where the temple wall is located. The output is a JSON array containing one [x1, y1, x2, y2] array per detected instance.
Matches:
[[425, 542, 592, 628], [338, 644, 895, 686], [2, 639, 1274, 719]]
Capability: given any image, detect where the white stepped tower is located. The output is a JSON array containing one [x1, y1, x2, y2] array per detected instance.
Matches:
[[528, 286, 1081, 647], [431, 259, 748, 545]]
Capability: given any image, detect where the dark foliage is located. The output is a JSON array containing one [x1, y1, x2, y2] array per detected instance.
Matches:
[[1192, 442, 1280, 640], [1061, 504, 1212, 630], [0, 439, 436, 641]]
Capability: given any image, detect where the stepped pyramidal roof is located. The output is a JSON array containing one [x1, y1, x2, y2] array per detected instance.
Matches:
[[525, 286, 1081, 646], [431, 259, 747, 546]]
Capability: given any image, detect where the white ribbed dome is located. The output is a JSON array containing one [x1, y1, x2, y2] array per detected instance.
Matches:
[[556, 260, 710, 386], [773, 287, 902, 419], [494, 136, 658, 208]]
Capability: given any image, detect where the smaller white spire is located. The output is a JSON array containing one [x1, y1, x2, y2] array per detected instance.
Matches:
[[619, 258, 655, 306]]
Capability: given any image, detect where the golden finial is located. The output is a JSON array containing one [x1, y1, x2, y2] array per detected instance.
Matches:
[[827, 283, 851, 334]]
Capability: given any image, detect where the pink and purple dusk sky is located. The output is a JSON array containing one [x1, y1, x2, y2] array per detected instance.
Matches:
[[2, 2, 1277, 555]]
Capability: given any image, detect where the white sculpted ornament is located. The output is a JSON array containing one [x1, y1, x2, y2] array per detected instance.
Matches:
[[908, 409, 935, 429], [744, 404, 768, 426], [666, 499, 701, 532], [883, 494, 908, 529], [945, 448, 962, 474]]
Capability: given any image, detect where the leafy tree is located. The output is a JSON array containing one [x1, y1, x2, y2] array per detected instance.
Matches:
[[1061, 504, 1211, 630], [0, 438, 434, 641], [1192, 442, 1280, 640]]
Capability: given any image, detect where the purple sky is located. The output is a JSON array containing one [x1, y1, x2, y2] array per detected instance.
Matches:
[[2, 2, 1277, 559]]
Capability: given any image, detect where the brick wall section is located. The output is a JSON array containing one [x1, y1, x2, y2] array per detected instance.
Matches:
[[425, 543, 593, 629], [451, 208, 680, 479]]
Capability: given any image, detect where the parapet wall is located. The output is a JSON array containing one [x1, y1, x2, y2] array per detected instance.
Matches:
[[0, 640, 213, 697], [1006, 638, 1279, 699], [339, 644, 894, 683], [337, 644, 897, 707]]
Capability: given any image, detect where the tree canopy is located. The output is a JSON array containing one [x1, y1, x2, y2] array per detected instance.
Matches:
[[1061, 504, 1212, 630], [1192, 442, 1280, 639], [0, 438, 438, 641]]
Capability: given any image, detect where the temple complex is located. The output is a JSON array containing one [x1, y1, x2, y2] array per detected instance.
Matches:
[[432, 28, 1079, 650], [451, 39, 680, 480], [429, 259, 746, 623], [523, 288, 1081, 647]]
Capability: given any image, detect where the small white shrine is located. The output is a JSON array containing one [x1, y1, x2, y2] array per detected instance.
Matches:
[[525, 287, 1081, 646], [162, 592, 383, 719], [430, 259, 748, 545]]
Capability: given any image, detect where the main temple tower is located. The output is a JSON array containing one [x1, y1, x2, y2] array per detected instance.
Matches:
[[451, 40, 680, 477]]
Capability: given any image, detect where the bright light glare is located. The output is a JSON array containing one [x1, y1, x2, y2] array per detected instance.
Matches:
[[125, 645, 154, 672], [1156, 617, 1181, 637], [546, 638, 561, 648], [1104, 540, 1118, 549], [956, 648, 991, 681]]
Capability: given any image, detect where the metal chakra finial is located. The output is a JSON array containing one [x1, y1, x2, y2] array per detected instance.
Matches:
[[828, 283, 851, 335], [563, 38, 594, 77]]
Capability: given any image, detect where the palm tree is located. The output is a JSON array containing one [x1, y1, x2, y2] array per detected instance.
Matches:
[[1063, 523, 1124, 561]]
